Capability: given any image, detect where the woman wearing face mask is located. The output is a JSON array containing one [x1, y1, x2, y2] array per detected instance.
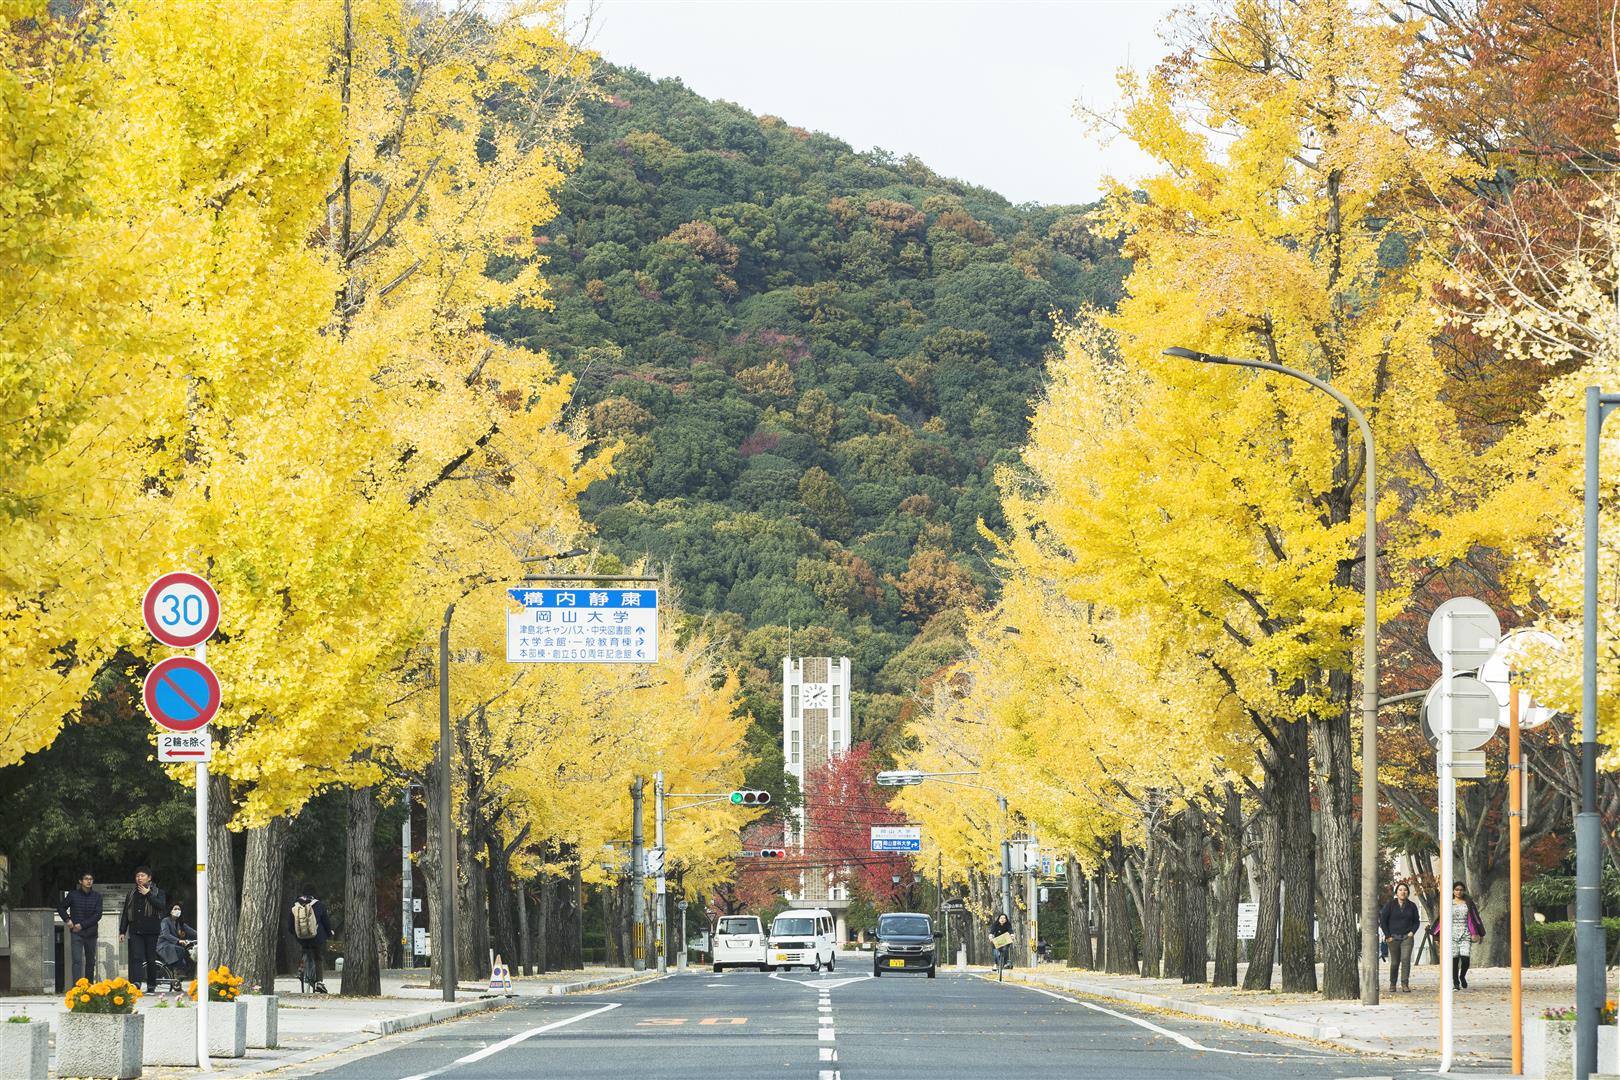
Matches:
[[158, 903, 198, 981]]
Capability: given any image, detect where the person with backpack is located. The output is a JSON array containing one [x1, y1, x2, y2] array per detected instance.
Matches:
[[287, 885, 334, 993]]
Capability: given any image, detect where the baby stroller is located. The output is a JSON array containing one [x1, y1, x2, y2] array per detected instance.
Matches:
[[151, 939, 197, 994]]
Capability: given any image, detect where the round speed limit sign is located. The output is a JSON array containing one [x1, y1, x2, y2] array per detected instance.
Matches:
[[143, 572, 220, 648]]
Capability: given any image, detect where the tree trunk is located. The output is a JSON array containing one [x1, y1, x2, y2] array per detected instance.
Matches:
[[1212, 785, 1242, 987], [537, 874, 555, 972], [1160, 831, 1186, 982], [1244, 777, 1283, 991], [1315, 407, 1360, 1001], [207, 770, 239, 972], [340, 785, 382, 996], [234, 817, 290, 991], [487, 837, 519, 974], [1312, 702, 1359, 999], [516, 879, 532, 976], [1135, 843, 1162, 979], [1103, 841, 1137, 975], [1279, 717, 1317, 992], [1067, 856, 1094, 969], [420, 758, 452, 991], [1181, 804, 1209, 985], [569, 856, 585, 970]]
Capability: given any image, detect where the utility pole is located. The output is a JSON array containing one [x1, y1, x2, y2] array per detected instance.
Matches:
[[996, 794, 1013, 923], [631, 777, 646, 972], [654, 771, 667, 975], [438, 607, 457, 1002]]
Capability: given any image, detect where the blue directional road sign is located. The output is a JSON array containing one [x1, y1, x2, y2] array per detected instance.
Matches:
[[506, 588, 659, 664], [870, 825, 922, 853], [142, 656, 221, 731]]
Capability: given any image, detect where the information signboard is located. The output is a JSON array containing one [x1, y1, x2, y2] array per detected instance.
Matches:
[[506, 588, 658, 663], [870, 825, 922, 853]]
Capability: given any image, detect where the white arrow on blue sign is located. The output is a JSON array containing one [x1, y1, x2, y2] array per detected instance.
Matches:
[[506, 588, 659, 664]]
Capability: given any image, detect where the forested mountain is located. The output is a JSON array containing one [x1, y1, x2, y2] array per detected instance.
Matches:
[[492, 66, 1127, 767]]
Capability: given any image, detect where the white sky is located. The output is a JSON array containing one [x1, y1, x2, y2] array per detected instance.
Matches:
[[567, 0, 1186, 207]]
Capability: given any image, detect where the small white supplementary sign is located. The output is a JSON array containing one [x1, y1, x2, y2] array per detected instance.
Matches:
[[158, 728, 212, 763]]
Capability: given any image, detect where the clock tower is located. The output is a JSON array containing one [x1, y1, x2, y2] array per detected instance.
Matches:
[[782, 654, 853, 938]]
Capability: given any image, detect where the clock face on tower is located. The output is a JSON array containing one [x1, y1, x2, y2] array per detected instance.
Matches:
[[803, 683, 830, 709]]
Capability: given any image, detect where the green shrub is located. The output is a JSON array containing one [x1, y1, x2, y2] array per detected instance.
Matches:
[[1525, 918, 1620, 965]]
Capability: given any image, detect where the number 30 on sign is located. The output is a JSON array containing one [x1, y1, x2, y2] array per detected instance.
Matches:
[[143, 572, 220, 648]]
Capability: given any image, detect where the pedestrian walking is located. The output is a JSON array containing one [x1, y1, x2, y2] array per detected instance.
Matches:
[[1430, 881, 1485, 989], [1379, 882, 1421, 992], [118, 866, 166, 992], [56, 871, 104, 982], [158, 903, 198, 980], [288, 884, 334, 993]]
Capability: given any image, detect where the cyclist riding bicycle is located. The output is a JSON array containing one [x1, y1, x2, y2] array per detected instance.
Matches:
[[287, 885, 334, 993], [989, 912, 1014, 974]]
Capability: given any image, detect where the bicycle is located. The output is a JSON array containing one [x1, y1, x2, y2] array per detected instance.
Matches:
[[296, 943, 326, 993]]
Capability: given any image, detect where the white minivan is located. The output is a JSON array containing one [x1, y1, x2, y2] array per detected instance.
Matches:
[[711, 915, 768, 972], [769, 908, 837, 972]]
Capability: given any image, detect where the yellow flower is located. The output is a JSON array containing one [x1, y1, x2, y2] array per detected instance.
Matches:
[[75, 978, 89, 988], [78, 995, 90, 1004], [113, 997, 124, 1005]]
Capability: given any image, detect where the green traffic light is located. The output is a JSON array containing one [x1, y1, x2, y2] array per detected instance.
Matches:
[[730, 791, 743, 804]]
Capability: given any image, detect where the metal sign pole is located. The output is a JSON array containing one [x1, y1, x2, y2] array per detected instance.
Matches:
[[1509, 684, 1524, 1074], [655, 771, 666, 975], [196, 639, 210, 1072], [1439, 617, 1454, 1074]]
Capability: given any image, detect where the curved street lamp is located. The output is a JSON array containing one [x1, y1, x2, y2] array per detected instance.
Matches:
[[1164, 346, 1381, 1006]]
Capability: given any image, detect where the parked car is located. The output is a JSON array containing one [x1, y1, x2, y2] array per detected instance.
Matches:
[[769, 908, 837, 972], [712, 914, 769, 972], [873, 911, 939, 978]]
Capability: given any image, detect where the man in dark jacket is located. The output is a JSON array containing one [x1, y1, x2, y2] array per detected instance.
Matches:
[[57, 871, 104, 982], [118, 866, 166, 992], [1379, 881, 1422, 992], [287, 884, 335, 993]]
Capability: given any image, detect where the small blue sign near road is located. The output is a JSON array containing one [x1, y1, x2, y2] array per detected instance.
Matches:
[[142, 656, 221, 732], [506, 588, 660, 664]]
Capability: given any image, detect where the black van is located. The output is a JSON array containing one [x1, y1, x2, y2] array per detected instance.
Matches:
[[872, 912, 940, 978]]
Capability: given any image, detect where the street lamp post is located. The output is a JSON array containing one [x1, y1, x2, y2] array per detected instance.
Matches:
[[1577, 387, 1620, 1079], [1164, 347, 1381, 1006]]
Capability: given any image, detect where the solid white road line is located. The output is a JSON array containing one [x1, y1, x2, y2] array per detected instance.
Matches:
[[1010, 984, 1264, 1057], [397, 1002, 623, 1080]]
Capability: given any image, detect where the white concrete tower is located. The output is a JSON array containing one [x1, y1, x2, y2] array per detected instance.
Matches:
[[782, 655, 853, 939]]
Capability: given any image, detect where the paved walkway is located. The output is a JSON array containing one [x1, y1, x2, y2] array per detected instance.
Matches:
[[0, 965, 652, 1078], [1011, 959, 1590, 1065]]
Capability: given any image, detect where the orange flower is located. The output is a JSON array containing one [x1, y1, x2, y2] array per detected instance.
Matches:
[[113, 997, 124, 1005], [78, 995, 89, 1004]]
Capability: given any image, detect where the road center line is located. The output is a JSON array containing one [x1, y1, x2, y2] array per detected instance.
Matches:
[[1008, 983, 1264, 1057], [397, 1001, 622, 1080]]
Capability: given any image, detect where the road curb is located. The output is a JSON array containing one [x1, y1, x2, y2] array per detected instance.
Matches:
[[362, 997, 505, 1034], [543, 971, 664, 995], [1006, 972, 1344, 1043]]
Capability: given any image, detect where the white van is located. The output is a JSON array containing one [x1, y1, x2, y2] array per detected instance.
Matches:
[[712, 914, 768, 972], [768, 908, 837, 972]]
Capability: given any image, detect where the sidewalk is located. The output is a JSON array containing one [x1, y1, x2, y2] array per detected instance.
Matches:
[[0, 965, 650, 1078], [1008, 959, 1587, 1064]]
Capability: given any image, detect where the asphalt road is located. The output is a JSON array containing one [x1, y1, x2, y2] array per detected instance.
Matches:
[[296, 957, 1453, 1080]]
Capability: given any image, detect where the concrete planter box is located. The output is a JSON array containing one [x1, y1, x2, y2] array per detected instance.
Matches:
[[241, 995, 278, 1049], [139, 1002, 247, 1066], [1526, 1019, 1619, 1079], [0, 1019, 49, 1080], [56, 1012, 142, 1079]]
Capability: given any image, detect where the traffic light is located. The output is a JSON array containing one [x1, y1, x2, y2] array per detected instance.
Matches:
[[759, 848, 786, 859], [729, 789, 771, 806]]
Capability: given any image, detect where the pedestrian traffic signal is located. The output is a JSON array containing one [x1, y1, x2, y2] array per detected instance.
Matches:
[[759, 848, 786, 859], [729, 789, 771, 806]]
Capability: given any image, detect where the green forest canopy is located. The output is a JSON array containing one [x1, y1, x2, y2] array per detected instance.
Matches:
[[490, 67, 1128, 767]]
